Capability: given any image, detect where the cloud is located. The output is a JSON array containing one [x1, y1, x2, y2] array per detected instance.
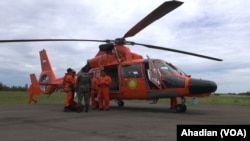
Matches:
[[0, 0, 249, 93]]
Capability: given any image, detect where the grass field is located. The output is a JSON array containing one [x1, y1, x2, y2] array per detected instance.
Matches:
[[0, 91, 65, 105], [0, 91, 250, 106]]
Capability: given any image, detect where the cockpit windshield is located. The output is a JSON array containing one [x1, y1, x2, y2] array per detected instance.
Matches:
[[156, 61, 180, 75]]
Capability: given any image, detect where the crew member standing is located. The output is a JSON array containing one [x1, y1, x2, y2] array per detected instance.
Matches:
[[89, 72, 98, 109], [75, 68, 91, 112], [63, 68, 75, 112], [97, 70, 112, 111]]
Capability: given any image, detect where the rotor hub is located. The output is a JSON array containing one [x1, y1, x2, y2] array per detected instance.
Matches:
[[115, 38, 126, 45], [99, 43, 114, 52]]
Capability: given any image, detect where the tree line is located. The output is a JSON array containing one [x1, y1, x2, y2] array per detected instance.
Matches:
[[0, 82, 28, 91]]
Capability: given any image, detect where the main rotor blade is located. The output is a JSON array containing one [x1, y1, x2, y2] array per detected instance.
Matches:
[[0, 39, 110, 43], [131, 42, 223, 61], [123, 1, 183, 38]]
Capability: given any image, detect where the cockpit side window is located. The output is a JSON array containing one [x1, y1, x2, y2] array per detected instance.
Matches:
[[157, 62, 178, 75]]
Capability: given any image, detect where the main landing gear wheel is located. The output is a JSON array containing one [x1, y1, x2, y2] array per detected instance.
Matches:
[[116, 100, 124, 107], [176, 104, 187, 112], [176, 97, 187, 113]]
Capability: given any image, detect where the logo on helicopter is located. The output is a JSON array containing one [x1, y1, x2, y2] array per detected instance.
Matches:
[[128, 79, 137, 89]]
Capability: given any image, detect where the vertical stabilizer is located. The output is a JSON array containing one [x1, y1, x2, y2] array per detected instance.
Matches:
[[38, 49, 57, 93], [39, 49, 56, 83], [40, 49, 53, 72]]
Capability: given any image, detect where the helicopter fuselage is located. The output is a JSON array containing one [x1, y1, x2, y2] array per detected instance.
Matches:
[[87, 45, 217, 100]]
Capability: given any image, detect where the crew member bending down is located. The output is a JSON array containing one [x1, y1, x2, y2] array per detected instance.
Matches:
[[97, 70, 112, 111]]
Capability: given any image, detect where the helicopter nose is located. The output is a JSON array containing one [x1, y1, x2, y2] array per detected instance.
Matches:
[[189, 78, 217, 94]]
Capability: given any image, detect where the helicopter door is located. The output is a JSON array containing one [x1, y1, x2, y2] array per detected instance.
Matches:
[[120, 63, 147, 97], [147, 55, 161, 89]]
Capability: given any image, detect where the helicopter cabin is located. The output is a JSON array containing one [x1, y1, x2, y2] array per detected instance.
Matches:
[[88, 57, 187, 100]]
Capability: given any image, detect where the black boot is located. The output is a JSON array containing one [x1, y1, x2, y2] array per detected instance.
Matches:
[[76, 106, 82, 113], [84, 105, 89, 113], [64, 106, 71, 112]]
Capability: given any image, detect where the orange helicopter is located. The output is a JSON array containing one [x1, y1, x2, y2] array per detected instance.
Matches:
[[0, 1, 222, 112]]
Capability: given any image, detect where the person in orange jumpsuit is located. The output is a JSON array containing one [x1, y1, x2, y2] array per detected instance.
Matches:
[[170, 97, 177, 109], [89, 72, 98, 109], [97, 70, 112, 111], [27, 84, 37, 104], [63, 68, 75, 112]]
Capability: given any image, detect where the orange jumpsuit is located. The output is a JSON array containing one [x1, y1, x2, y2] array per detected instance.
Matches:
[[170, 97, 177, 109], [63, 73, 75, 107], [97, 75, 112, 110], [90, 77, 98, 109], [27, 84, 37, 104]]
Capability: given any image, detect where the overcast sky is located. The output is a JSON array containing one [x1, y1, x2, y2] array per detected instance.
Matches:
[[0, 0, 249, 93]]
